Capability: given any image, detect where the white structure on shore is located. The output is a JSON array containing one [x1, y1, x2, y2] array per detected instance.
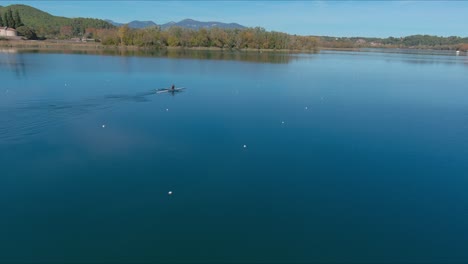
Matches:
[[0, 27, 17, 37]]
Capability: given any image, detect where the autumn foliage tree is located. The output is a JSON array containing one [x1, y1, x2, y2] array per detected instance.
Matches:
[[60, 26, 73, 38], [459, 43, 468, 52]]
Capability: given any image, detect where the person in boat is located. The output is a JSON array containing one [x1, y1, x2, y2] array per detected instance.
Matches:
[[171, 84, 175, 91]]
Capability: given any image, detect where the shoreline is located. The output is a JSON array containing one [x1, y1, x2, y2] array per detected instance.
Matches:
[[0, 39, 317, 53], [1, 39, 466, 54]]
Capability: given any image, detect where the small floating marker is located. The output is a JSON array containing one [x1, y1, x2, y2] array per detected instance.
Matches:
[[102, 124, 106, 128], [166, 108, 169, 112], [243, 144, 247, 149], [305, 106, 308, 110], [168, 191, 173, 195], [281, 121, 285, 124]]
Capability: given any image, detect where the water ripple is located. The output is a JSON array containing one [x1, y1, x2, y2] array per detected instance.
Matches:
[[0, 89, 157, 144]]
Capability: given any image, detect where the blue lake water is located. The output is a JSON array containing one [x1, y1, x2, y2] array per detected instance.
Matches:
[[1, 48, 468, 263]]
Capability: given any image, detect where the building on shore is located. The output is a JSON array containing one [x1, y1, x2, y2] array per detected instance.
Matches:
[[0, 27, 18, 37]]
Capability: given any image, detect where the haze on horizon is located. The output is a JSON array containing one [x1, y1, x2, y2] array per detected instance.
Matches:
[[1, 1, 467, 38]]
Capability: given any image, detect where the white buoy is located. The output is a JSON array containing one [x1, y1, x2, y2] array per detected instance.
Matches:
[[243, 144, 247, 148], [102, 124, 106, 128], [305, 106, 308, 110], [166, 108, 169, 112], [281, 121, 285, 124], [168, 191, 173, 195]]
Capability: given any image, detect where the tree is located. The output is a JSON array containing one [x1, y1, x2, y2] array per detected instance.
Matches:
[[192, 28, 209, 47], [459, 43, 468, 52], [6, 9, 15, 28], [0, 14, 3, 27], [210, 28, 228, 48], [85, 27, 98, 39], [118, 24, 130, 45], [167, 26, 183, 47], [3, 12, 8, 27], [16, 26, 37, 40], [96, 28, 119, 45], [167, 35, 180, 47], [13, 10, 23, 28], [71, 19, 85, 36], [60, 26, 73, 38]]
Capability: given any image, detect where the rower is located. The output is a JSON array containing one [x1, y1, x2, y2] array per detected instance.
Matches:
[[171, 84, 175, 91]]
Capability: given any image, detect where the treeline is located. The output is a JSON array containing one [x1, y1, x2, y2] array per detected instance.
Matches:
[[382, 35, 468, 47], [58, 19, 115, 39], [319, 35, 468, 51], [27, 17, 114, 39], [96, 25, 318, 50]]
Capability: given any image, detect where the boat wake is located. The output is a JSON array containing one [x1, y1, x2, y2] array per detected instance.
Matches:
[[0, 89, 158, 144]]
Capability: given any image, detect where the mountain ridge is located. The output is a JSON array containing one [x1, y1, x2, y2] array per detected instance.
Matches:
[[160, 18, 246, 30], [106, 18, 246, 30], [106, 19, 158, 29]]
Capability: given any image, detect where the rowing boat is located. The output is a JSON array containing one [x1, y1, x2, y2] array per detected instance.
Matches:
[[156, 87, 186, 94]]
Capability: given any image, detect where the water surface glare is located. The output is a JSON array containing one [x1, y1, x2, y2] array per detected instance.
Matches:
[[1, 49, 468, 263]]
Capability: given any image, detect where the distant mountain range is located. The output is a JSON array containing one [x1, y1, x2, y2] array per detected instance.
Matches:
[[161, 19, 246, 30], [106, 18, 246, 30], [105, 19, 157, 29]]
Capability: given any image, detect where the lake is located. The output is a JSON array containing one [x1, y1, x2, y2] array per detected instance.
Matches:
[[1, 48, 468, 263]]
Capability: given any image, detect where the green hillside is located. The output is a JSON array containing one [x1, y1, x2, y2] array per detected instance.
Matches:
[[0, 4, 114, 38]]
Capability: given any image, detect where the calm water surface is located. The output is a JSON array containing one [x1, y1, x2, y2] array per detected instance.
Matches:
[[1, 49, 468, 263]]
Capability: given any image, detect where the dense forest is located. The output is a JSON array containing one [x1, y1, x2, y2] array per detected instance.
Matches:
[[1, 4, 467, 51]]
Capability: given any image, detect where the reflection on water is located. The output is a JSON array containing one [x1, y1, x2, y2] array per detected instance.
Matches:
[[321, 49, 468, 67], [2, 47, 467, 81], [360, 47, 468, 56], [16, 48, 305, 64], [0, 48, 26, 78]]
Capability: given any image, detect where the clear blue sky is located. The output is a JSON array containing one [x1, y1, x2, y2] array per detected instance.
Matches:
[[2, 1, 467, 38]]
